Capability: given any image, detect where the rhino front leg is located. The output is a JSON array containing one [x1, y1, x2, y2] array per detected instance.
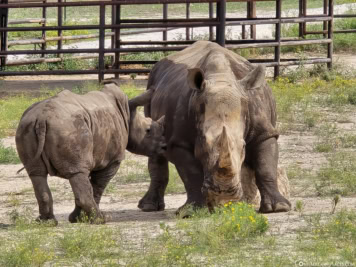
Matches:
[[91, 161, 121, 205], [138, 156, 168, 212], [171, 147, 205, 213], [30, 175, 57, 224], [68, 172, 105, 223], [69, 162, 121, 222], [251, 138, 291, 213]]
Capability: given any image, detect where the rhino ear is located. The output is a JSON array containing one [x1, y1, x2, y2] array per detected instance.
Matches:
[[187, 68, 205, 91], [240, 65, 266, 90], [129, 87, 154, 111], [157, 115, 165, 127]]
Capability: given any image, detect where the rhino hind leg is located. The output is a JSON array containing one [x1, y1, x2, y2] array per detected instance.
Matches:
[[241, 165, 290, 207], [251, 138, 291, 213], [30, 175, 57, 224], [68, 172, 105, 224], [69, 163, 120, 222], [138, 156, 168, 212]]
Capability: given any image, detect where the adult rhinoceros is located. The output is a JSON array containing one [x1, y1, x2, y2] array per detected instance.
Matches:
[[16, 82, 165, 224], [138, 41, 291, 213]]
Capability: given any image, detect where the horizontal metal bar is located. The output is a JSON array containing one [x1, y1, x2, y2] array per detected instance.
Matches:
[[0, 21, 219, 32], [8, 18, 46, 25], [1, 46, 188, 55], [0, 69, 151, 76], [1, 0, 275, 8], [334, 29, 356, 34], [260, 58, 331, 67], [226, 39, 332, 49], [334, 14, 356, 18]]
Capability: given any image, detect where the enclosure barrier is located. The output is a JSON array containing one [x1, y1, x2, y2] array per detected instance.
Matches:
[[0, 0, 334, 81]]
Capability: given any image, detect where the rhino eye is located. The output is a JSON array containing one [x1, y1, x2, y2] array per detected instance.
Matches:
[[146, 129, 151, 134]]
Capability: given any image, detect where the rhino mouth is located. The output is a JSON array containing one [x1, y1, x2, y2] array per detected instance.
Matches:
[[202, 178, 243, 209]]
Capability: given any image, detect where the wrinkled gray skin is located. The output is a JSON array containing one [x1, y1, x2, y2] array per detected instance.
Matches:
[[139, 41, 291, 213], [16, 83, 165, 224]]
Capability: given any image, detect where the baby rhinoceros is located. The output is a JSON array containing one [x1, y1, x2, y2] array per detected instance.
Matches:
[[16, 82, 165, 224]]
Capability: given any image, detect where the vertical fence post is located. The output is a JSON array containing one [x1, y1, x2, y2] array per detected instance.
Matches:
[[163, 3, 168, 42], [302, 0, 307, 37], [0, 0, 8, 71], [41, 0, 47, 58], [114, 3, 121, 79], [57, 0, 63, 58], [299, 0, 303, 38], [186, 3, 190, 40], [327, 0, 333, 69], [111, 1, 115, 68], [274, 0, 281, 79], [209, 2, 214, 40], [242, 2, 246, 40], [248, 1, 256, 39], [99, 3, 105, 82], [323, 0, 328, 38], [216, 0, 226, 47]]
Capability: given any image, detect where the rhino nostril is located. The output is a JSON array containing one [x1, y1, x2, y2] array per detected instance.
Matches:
[[161, 144, 167, 151]]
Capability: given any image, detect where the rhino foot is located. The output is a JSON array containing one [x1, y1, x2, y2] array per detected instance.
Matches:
[[69, 209, 106, 224], [138, 200, 165, 212], [259, 197, 291, 213], [36, 215, 58, 226]]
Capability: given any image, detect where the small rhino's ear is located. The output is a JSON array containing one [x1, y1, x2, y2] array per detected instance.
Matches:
[[129, 87, 155, 111], [157, 115, 165, 126], [187, 68, 205, 91], [240, 65, 266, 90]]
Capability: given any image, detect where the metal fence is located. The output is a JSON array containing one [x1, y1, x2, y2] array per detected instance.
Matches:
[[0, 0, 335, 81]]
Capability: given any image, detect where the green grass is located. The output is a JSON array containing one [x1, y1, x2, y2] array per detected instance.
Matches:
[[3, 206, 356, 266], [282, 15, 356, 53], [115, 159, 150, 184], [0, 141, 20, 164], [166, 163, 185, 194], [269, 72, 356, 128], [296, 209, 356, 264], [314, 152, 356, 196], [128, 202, 269, 266]]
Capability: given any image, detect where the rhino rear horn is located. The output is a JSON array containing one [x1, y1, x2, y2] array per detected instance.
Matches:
[[240, 65, 266, 90], [218, 126, 232, 169], [129, 87, 155, 111], [187, 68, 205, 91]]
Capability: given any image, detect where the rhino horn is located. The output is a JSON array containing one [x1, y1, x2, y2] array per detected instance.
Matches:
[[240, 65, 266, 90], [129, 87, 155, 111], [218, 126, 232, 169]]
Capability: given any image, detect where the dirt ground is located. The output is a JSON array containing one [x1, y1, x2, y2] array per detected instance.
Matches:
[[1, 96, 356, 241], [1, 51, 356, 262]]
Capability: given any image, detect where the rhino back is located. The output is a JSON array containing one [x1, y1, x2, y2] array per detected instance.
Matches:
[[17, 90, 128, 177]]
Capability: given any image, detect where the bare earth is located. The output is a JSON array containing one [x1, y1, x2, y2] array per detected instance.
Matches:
[[1, 114, 355, 239]]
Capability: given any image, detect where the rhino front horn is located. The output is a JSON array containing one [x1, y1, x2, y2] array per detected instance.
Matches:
[[218, 126, 232, 169]]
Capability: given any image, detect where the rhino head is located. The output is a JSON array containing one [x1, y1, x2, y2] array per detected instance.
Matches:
[[127, 89, 166, 157], [188, 64, 266, 210]]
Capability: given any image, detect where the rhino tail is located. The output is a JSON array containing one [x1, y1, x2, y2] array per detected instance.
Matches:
[[34, 120, 47, 161], [16, 120, 47, 175]]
